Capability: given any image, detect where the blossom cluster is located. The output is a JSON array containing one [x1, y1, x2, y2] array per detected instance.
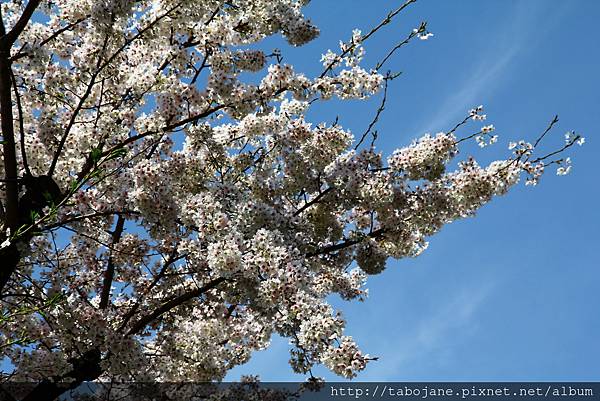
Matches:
[[0, 0, 582, 390], [387, 132, 458, 180]]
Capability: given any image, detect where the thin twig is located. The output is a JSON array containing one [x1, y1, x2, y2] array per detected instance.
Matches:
[[319, 0, 417, 78], [354, 74, 393, 150], [9, 69, 30, 176]]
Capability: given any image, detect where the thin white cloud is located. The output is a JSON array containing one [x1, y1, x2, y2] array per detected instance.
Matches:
[[361, 280, 495, 380], [420, 49, 517, 135], [419, 1, 570, 135]]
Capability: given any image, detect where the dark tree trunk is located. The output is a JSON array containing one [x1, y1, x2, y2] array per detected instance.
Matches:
[[21, 349, 103, 401]]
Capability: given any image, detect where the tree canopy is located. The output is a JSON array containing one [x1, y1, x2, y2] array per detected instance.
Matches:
[[0, 1, 582, 399]]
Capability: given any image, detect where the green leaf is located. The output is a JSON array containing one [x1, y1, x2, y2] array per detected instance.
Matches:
[[88, 168, 103, 179], [90, 147, 103, 163], [105, 147, 128, 162], [29, 210, 39, 222]]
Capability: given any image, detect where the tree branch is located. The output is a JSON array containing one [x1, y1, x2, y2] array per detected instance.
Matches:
[[10, 68, 30, 176], [42, 209, 139, 230], [117, 249, 185, 332], [98, 215, 125, 309], [293, 187, 335, 216], [319, 0, 417, 78], [0, 0, 41, 47], [307, 228, 386, 257], [0, 52, 18, 232], [21, 348, 102, 401], [75, 103, 225, 181], [374, 22, 425, 71], [533, 114, 559, 148], [354, 73, 393, 150], [125, 277, 227, 336], [47, 32, 109, 177]]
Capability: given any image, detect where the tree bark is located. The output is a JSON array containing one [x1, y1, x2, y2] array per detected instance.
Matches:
[[0, 37, 21, 297], [21, 349, 103, 401], [0, 49, 18, 234]]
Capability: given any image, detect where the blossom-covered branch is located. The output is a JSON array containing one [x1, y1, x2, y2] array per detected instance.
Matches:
[[0, 0, 583, 399]]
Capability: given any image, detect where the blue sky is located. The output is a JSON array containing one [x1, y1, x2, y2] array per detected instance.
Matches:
[[227, 0, 600, 381]]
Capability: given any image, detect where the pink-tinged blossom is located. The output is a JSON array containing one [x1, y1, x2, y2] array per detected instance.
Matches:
[[0, 0, 582, 389]]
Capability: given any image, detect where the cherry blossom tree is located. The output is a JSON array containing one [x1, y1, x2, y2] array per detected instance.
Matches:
[[0, 0, 583, 400]]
